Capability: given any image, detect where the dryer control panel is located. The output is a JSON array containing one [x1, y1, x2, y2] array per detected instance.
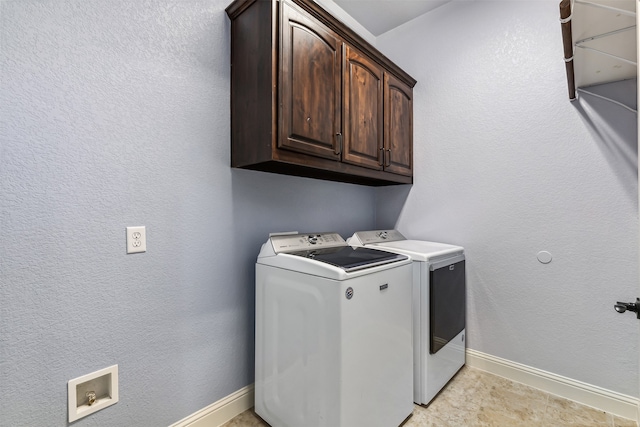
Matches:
[[269, 232, 346, 253], [352, 229, 406, 245]]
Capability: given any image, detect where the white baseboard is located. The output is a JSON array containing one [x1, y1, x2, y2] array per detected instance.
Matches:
[[169, 384, 254, 427], [169, 350, 638, 426], [466, 348, 638, 421]]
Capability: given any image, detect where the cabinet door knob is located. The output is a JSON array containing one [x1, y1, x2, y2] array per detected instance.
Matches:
[[379, 147, 384, 166], [386, 149, 391, 167]]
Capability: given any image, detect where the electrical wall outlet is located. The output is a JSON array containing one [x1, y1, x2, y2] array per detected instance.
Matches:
[[126, 226, 146, 254]]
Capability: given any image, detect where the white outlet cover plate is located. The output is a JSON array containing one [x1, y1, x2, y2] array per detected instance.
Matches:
[[126, 226, 146, 254], [68, 364, 119, 422]]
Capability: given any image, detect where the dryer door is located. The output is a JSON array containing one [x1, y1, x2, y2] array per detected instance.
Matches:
[[430, 258, 466, 354]]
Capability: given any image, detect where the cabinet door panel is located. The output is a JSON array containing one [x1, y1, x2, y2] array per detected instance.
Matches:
[[343, 46, 383, 170], [384, 73, 413, 176], [280, 2, 342, 160]]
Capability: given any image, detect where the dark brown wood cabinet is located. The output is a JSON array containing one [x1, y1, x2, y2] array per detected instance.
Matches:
[[280, 3, 342, 161], [384, 73, 413, 176], [226, 0, 416, 186], [343, 45, 384, 171]]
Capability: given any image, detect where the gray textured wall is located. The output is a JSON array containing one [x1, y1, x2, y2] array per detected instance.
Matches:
[[376, 1, 639, 397], [3, 0, 637, 425], [0, 1, 376, 425]]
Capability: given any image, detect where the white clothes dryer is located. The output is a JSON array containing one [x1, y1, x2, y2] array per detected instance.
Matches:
[[349, 230, 466, 406], [255, 232, 414, 427]]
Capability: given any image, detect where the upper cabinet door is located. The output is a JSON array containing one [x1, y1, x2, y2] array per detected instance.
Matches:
[[384, 73, 413, 176], [279, 1, 343, 160], [342, 46, 384, 170]]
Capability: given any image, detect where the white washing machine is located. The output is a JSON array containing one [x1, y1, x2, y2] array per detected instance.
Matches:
[[349, 230, 466, 406], [255, 232, 414, 427]]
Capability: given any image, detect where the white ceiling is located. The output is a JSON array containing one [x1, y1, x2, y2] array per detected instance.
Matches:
[[332, 0, 452, 36]]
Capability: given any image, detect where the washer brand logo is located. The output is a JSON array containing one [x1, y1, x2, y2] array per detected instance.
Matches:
[[449, 265, 455, 270], [345, 287, 354, 300], [380, 284, 388, 291]]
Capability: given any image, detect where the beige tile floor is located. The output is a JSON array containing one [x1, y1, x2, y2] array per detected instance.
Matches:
[[222, 367, 637, 427]]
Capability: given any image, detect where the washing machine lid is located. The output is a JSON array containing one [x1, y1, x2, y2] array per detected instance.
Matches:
[[288, 246, 408, 272], [350, 230, 463, 262], [257, 232, 411, 279]]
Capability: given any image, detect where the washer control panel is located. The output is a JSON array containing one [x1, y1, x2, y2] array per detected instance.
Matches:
[[352, 229, 406, 244], [270, 232, 346, 253]]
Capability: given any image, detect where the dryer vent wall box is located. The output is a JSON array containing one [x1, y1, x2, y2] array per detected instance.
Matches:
[[349, 230, 466, 406], [255, 232, 414, 427]]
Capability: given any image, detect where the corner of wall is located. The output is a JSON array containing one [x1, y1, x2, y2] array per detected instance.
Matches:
[[312, 0, 377, 46]]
